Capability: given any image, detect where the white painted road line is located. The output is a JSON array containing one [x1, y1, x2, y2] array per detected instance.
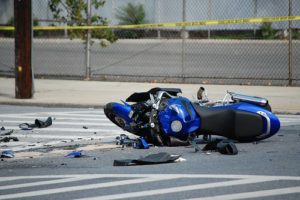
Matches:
[[76, 177, 275, 200], [1, 174, 299, 200], [187, 186, 300, 200], [0, 177, 173, 200]]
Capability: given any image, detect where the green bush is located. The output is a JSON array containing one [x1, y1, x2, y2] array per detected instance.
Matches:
[[259, 22, 277, 40]]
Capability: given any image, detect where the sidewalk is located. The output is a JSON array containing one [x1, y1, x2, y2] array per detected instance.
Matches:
[[1, 77, 300, 114]]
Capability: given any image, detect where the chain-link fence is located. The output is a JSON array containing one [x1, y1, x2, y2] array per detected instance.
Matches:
[[0, 0, 299, 86]]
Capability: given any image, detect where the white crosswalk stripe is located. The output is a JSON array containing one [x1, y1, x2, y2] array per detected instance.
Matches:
[[0, 174, 299, 200], [0, 109, 130, 151], [278, 114, 300, 126]]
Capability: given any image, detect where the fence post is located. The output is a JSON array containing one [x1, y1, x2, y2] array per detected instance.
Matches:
[[181, 0, 186, 82], [208, 0, 212, 39], [288, 0, 292, 86], [253, 0, 257, 37], [157, 0, 161, 39], [85, 0, 91, 79]]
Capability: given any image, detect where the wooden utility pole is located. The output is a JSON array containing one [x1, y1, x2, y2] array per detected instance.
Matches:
[[15, 0, 34, 98]]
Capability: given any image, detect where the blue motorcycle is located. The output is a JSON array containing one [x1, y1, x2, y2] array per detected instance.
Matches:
[[104, 87, 280, 146]]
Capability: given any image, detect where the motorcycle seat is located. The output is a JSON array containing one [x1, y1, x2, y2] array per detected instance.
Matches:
[[191, 103, 263, 140]]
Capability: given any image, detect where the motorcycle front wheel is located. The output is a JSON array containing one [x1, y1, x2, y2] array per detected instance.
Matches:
[[104, 103, 126, 129]]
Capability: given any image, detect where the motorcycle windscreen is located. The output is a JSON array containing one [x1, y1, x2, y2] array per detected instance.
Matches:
[[126, 92, 150, 102]]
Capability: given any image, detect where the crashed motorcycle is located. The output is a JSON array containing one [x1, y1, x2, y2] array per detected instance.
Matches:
[[104, 87, 280, 146]]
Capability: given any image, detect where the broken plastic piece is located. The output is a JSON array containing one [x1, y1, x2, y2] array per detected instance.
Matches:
[[113, 152, 182, 166], [35, 117, 52, 128], [65, 150, 93, 158], [19, 117, 52, 130], [133, 137, 149, 149], [191, 138, 238, 155], [1, 150, 14, 158], [66, 150, 83, 157], [217, 141, 238, 155]]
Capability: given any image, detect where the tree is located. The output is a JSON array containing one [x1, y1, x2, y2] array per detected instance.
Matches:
[[48, 0, 117, 47], [115, 2, 147, 39], [259, 22, 277, 40]]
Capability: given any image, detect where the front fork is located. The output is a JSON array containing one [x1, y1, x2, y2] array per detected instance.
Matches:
[[149, 109, 164, 146]]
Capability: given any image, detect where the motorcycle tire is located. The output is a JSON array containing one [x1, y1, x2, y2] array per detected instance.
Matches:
[[104, 103, 126, 129]]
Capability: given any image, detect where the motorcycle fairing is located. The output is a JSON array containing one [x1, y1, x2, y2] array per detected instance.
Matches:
[[111, 102, 134, 131], [159, 97, 201, 140]]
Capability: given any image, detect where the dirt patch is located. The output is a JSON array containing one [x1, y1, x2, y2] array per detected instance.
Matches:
[[12, 144, 119, 159]]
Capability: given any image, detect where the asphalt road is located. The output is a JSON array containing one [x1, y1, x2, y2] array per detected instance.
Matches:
[[0, 105, 300, 199], [1, 39, 299, 85]]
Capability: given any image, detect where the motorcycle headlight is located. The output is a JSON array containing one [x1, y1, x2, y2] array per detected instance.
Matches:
[[171, 120, 182, 132]]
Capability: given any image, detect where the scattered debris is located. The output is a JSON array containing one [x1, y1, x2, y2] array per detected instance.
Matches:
[[191, 138, 238, 155], [65, 150, 94, 158], [133, 137, 149, 149], [0, 137, 19, 143], [35, 117, 53, 128], [115, 134, 149, 149], [66, 150, 83, 157], [1, 150, 15, 158], [0, 127, 14, 136], [115, 134, 133, 147], [19, 117, 52, 130], [113, 152, 184, 166], [217, 141, 238, 155]]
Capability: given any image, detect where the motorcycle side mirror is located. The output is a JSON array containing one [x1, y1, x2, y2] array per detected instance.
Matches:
[[197, 87, 208, 101]]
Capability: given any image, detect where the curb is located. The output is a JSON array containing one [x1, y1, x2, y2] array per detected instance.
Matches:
[[0, 101, 299, 115]]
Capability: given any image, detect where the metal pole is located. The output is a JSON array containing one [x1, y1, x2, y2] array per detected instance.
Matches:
[[15, 0, 34, 98], [85, 0, 91, 79], [157, 0, 161, 39], [253, 0, 257, 37], [181, 0, 186, 82], [208, 0, 212, 39], [288, 0, 292, 86]]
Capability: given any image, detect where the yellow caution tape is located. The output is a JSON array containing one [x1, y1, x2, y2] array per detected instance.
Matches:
[[0, 15, 299, 31]]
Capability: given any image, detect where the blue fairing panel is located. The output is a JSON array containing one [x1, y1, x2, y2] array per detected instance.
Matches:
[[159, 97, 201, 140]]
